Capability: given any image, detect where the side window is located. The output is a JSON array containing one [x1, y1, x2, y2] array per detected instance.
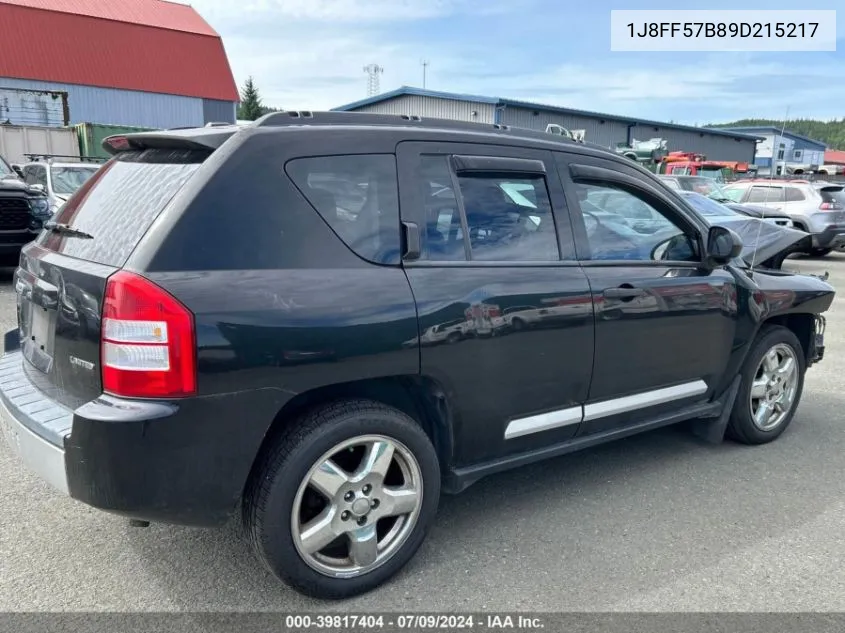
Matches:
[[784, 187, 805, 202], [285, 154, 400, 265], [456, 172, 559, 261], [23, 166, 38, 185], [746, 186, 784, 203], [721, 187, 745, 202], [35, 167, 47, 188], [417, 155, 468, 261], [575, 182, 698, 262]]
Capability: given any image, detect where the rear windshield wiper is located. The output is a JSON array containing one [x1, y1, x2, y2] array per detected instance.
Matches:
[[43, 221, 93, 239]]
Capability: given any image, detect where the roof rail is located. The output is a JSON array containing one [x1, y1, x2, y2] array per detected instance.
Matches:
[[24, 153, 106, 164], [253, 110, 588, 146]]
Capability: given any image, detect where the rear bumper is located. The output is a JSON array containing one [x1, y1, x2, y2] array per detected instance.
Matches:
[[0, 365, 70, 494], [811, 227, 845, 249], [0, 348, 281, 527]]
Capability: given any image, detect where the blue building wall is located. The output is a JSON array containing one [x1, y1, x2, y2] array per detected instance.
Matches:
[[202, 98, 237, 124], [0, 77, 235, 128]]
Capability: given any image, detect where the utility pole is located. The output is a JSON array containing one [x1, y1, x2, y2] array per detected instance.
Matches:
[[421, 59, 429, 89], [363, 63, 384, 97]]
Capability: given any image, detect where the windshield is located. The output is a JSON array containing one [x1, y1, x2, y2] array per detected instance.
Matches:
[[680, 177, 732, 200], [50, 165, 99, 195], [679, 191, 740, 217], [0, 156, 14, 178]]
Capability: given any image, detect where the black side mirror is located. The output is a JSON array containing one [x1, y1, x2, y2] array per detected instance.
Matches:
[[706, 225, 743, 266], [11, 165, 23, 178]]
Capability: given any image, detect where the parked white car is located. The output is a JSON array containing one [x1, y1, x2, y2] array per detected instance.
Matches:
[[20, 161, 100, 212], [721, 179, 845, 256]]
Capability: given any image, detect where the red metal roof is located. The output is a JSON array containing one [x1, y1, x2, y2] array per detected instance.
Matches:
[[825, 150, 845, 165], [2, 0, 219, 35], [0, 0, 238, 101]]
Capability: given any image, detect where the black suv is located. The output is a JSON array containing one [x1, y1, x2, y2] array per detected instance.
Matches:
[[0, 154, 51, 265], [0, 112, 833, 599]]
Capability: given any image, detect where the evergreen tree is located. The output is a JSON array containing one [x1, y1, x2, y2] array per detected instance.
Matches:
[[237, 76, 264, 121], [709, 118, 845, 150]]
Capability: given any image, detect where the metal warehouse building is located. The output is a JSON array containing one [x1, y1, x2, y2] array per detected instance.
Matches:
[[333, 86, 760, 163], [0, 0, 238, 129]]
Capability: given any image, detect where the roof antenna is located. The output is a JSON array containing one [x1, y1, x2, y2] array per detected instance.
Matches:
[[748, 106, 790, 274]]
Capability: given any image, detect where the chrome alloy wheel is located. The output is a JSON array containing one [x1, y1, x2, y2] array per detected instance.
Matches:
[[291, 435, 423, 578], [749, 343, 799, 431]]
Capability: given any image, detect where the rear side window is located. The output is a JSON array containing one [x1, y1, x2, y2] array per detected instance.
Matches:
[[285, 154, 400, 265], [38, 149, 206, 267], [746, 186, 784, 203], [784, 187, 805, 201]]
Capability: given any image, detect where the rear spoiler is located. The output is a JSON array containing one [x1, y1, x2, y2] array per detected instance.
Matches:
[[102, 126, 241, 156]]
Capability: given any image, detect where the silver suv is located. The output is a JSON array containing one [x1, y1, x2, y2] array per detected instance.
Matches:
[[721, 180, 845, 256]]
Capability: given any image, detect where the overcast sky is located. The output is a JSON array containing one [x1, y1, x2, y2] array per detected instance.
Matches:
[[190, 0, 844, 125]]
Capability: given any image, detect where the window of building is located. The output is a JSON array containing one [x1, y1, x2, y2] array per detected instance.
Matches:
[[285, 154, 401, 265], [747, 186, 785, 203], [777, 149, 785, 160], [574, 182, 697, 262]]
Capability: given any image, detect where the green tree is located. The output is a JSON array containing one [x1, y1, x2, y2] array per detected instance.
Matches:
[[237, 76, 264, 121], [709, 118, 845, 150]]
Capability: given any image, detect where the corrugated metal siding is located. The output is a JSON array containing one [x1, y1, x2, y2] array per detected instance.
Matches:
[[0, 77, 205, 128], [636, 125, 756, 162], [5, 0, 220, 35], [0, 86, 67, 126], [202, 99, 236, 124], [0, 2, 238, 101], [0, 124, 79, 164], [353, 95, 496, 123], [500, 107, 630, 148], [502, 106, 755, 161]]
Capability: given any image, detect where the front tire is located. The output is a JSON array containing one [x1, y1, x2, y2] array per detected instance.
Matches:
[[727, 325, 806, 445], [243, 400, 440, 599]]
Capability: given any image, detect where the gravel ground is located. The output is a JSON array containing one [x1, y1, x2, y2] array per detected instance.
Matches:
[[1, 255, 844, 612]]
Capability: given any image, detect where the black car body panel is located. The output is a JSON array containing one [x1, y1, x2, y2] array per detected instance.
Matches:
[[0, 113, 835, 526]]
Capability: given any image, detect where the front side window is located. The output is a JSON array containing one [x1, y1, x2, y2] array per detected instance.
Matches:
[[286, 154, 401, 265], [747, 186, 784, 203], [575, 182, 698, 262]]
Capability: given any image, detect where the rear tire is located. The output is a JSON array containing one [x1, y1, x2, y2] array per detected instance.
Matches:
[[727, 326, 805, 445], [243, 399, 440, 599]]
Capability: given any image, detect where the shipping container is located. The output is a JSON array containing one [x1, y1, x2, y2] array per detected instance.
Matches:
[[75, 122, 156, 160], [0, 124, 79, 164], [0, 86, 69, 126]]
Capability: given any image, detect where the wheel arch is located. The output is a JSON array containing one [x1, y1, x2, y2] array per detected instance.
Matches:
[[758, 313, 815, 362], [243, 375, 457, 499]]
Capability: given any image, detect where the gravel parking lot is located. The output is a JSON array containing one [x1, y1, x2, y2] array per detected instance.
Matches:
[[1, 255, 845, 612]]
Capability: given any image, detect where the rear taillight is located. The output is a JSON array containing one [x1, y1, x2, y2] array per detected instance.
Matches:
[[819, 202, 843, 210], [101, 271, 196, 398]]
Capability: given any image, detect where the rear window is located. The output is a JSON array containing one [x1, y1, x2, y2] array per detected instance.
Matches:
[[38, 149, 206, 267], [285, 154, 400, 265], [820, 186, 845, 204]]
